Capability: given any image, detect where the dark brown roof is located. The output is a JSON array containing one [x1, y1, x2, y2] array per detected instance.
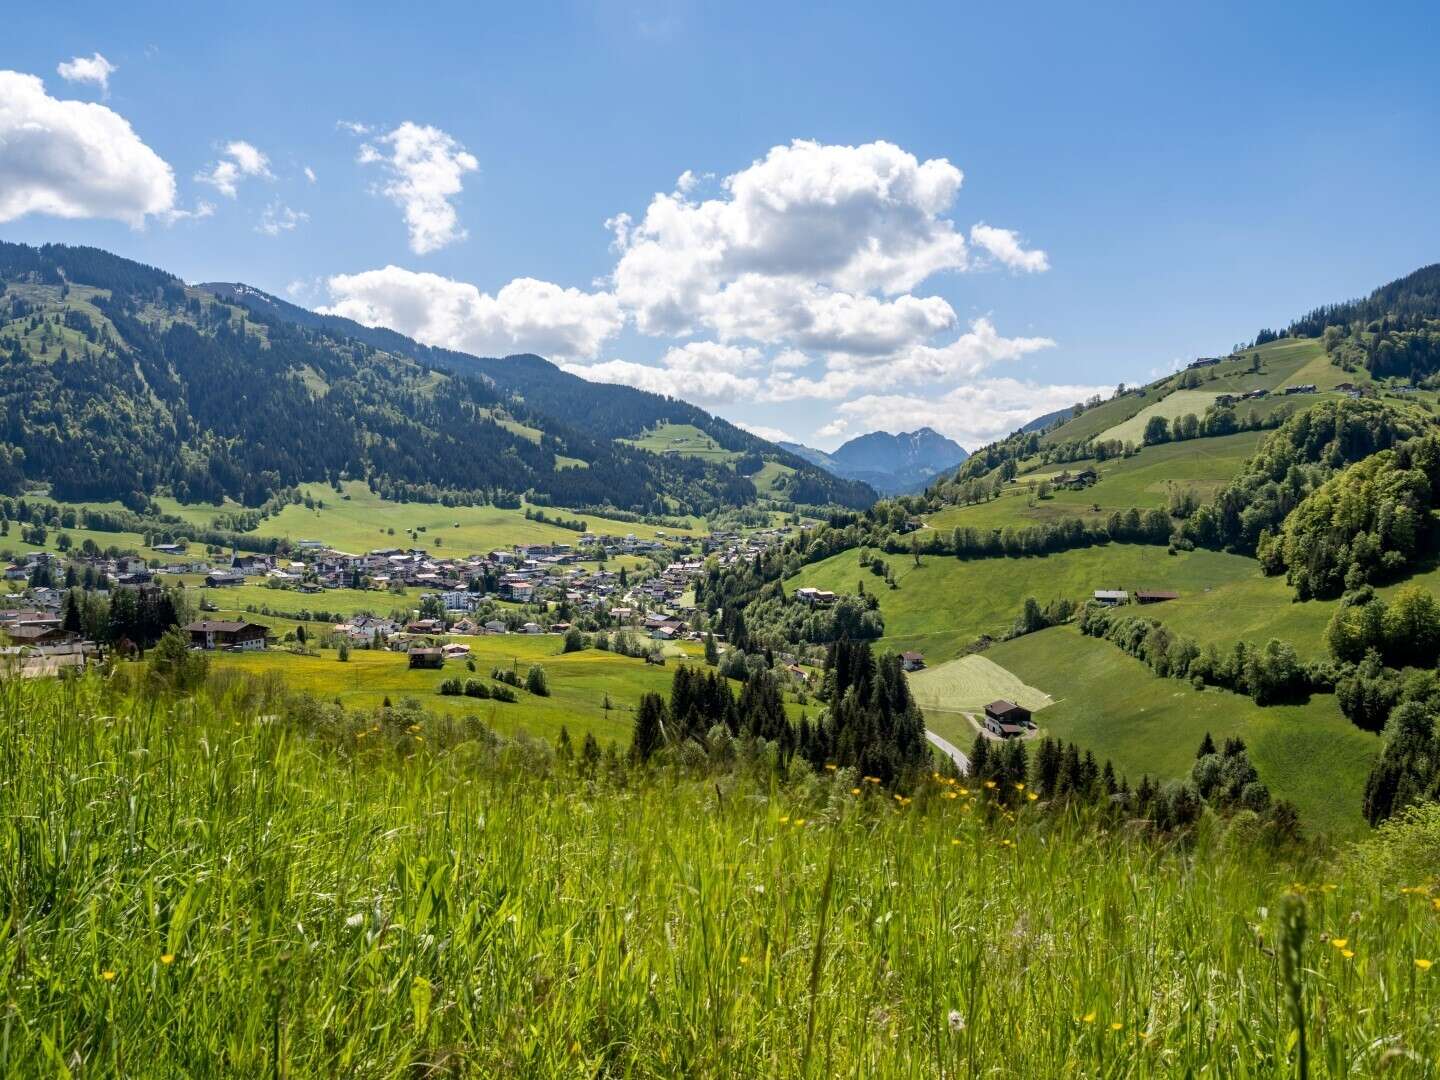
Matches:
[[187, 620, 268, 634], [986, 699, 1027, 717], [1136, 590, 1180, 600]]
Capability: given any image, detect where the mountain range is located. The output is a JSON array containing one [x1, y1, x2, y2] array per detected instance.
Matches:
[[0, 242, 875, 514], [780, 428, 969, 495]]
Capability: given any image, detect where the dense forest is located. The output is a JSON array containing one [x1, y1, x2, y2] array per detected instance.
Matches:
[[0, 242, 873, 513]]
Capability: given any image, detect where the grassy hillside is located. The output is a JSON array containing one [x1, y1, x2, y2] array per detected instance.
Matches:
[[5, 675, 1437, 1075], [620, 422, 742, 463], [786, 543, 1259, 664], [986, 625, 1379, 837], [927, 429, 1265, 532], [1098, 389, 1224, 444]]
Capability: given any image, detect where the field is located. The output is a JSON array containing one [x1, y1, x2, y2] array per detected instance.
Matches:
[[787, 543, 1260, 664], [986, 626, 1379, 838], [927, 429, 1265, 532], [4, 674, 1438, 1075], [1097, 389, 1223, 445], [907, 654, 1052, 733], [619, 422, 740, 463], [212, 637, 699, 743], [24, 481, 704, 560]]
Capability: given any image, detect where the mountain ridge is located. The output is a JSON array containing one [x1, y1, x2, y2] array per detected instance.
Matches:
[[0, 242, 875, 512], [780, 426, 967, 495]]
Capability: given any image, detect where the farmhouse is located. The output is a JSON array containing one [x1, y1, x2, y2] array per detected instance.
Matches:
[[1136, 590, 1180, 604], [1282, 384, 1317, 396], [186, 620, 270, 651], [983, 700, 1034, 738], [900, 651, 926, 672], [1187, 356, 1220, 369], [407, 647, 444, 669], [795, 586, 837, 607], [204, 570, 245, 588], [1093, 590, 1129, 606]]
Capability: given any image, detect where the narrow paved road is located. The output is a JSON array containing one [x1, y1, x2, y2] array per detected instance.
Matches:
[[926, 729, 970, 775]]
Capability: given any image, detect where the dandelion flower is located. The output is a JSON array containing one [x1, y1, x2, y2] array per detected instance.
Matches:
[[1081, 1011, 1096, 1024], [101, 970, 116, 982], [983, 780, 997, 790], [947, 1009, 966, 1032], [793, 818, 806, 827], [1417, 958, 1433, 971], [951, 838, 962, 846], [1110, 1022, 1123, 1031], [1330, 938, 1348, 949], [740, 955, 751, 965], [160, 953, 175, 965], [1026, 792, 1039, 802], [1014, 782, 1025, 791], [1341, 949, 1355, 959], [851, 787, 862, 795]]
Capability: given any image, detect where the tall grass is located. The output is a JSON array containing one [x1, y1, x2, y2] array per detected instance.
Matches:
[[1, 673, 1437, 1076]]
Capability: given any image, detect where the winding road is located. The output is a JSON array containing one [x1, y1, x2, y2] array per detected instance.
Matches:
[[925, 729, 971, 775]]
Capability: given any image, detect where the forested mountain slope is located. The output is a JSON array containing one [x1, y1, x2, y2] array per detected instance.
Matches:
[[0, 243, 872, 512]]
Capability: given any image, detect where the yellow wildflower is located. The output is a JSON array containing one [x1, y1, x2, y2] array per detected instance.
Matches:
[[1110, 1022, 1123, 1031], [778, 815, 789, 824], [824, 763, 837, 771], [1026, 792, 1038, 802], [1417, 958, 1434, 971], [983, 780, 997, 790], [1081, 1011, 1096, 1024], [739, 955, 751, 965], [1341, 949, 1355, 959], [1330, 938, 1348, 950], [793, 818, 806, 826], [101, 970, 116, 981], [1014, 782, 1025, 791], [851, 787, 862, 795], [160, 953, 175, 965]]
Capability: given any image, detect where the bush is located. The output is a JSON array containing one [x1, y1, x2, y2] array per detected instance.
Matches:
[[526, 664, 550, 697], [438, 678, 463, 696], [490, 683, 518, 703], [463, 678, 490, 699]]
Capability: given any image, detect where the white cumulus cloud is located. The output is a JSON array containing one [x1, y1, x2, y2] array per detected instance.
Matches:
[[561, 358, 761, 406], [609, 139, 970, 344], [56, 53, 117, 95], [0, 70, 176, 226], [321, 265, 622, 361], [734, 421, 794, 443], [357, 122, 478, 254], [836, 377, 1105, 450], [970, 223, 1049, 272], [196, 140, 273, 198]]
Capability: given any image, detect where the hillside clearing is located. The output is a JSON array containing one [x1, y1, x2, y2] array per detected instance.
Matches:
[[786, 544, 1259, 664], [908, 654, 1053, 717], [986, 625, 1378, 838], [1098, 389, 1223, 445]]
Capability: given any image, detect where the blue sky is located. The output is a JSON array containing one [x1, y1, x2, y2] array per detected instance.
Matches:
[[3, 1, 1438, 450]]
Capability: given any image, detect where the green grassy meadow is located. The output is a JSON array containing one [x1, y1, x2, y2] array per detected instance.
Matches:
[[213, 638, 700, 743], [907, 653, 1052, 721], [986, 626, 1379, 838], [3, 674, 1438, 1075], [787, 543, 1259, 664], [619, 421, 740, 463], [927, 429, 1265, 533], [1097, 389, 1224, 445]]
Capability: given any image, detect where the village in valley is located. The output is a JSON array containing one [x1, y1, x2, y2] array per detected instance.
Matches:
[[0, 516, 811, 686]]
